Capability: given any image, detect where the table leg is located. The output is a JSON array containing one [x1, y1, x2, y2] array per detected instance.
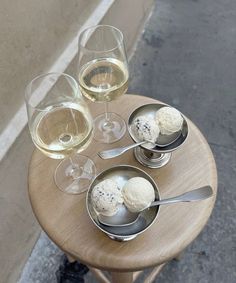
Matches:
[[110, 271, 133, 283], [65, 253, 77, 262], [174, 251, 184, 261]]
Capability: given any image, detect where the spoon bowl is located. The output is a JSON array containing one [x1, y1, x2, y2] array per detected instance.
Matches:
[[98, 205, 139, 227]]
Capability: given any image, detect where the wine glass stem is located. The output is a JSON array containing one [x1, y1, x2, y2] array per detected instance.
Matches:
[[103, 101, 113, 130], [68, 156, 80, 180], [105, 101, 109, 122]]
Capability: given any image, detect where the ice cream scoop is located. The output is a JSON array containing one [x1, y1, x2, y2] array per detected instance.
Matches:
[[91, 179, 123, 216], [132, 116, 160, 143], [156, 106, 183, 135], [123, 177, 156, 213]]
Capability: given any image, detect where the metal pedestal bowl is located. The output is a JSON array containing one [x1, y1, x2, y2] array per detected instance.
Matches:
[[86, 165, 160, 241], [128, 103, 189, 168]]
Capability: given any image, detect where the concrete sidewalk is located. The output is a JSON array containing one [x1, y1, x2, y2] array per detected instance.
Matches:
[[18, 0, 236, 282]]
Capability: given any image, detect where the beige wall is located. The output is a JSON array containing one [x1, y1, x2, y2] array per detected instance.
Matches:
[[0, 0, 99, 132]]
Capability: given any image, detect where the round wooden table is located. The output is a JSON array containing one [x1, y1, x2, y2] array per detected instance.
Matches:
[[28, 95, 217, 283]]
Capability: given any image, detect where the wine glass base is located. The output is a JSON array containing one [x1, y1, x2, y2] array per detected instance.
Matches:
[[54, 154, 96, 194], [94, 112, 126, 143]]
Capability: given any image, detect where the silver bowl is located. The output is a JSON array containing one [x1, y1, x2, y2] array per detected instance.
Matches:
[[128, 103, 189, 168], [86, 165, 160, 241]]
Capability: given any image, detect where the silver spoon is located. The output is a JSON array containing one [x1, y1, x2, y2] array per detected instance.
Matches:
[[97, 131, 181, 160], [98, 140, 150, 159], [98, 186, 213, 227]]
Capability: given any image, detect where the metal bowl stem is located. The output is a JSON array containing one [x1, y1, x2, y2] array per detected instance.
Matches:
[[134, 148, 172, 168]]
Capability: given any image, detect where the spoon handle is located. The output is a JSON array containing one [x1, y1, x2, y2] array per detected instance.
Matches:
[[150, 186, 213, 207], [98, 141, 147, 159]]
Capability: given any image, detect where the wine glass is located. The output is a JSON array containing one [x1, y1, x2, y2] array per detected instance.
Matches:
[[25, 72, 96, 194], [77, 25, 129, 143]]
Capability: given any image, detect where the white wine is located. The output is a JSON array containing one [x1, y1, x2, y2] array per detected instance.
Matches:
[[78, 58, 128, 102], [30, 102, 93, 159]]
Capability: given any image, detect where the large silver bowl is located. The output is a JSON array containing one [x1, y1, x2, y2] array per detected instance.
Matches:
[[128, 103, 189, 168], [86, 165, 160, 241]]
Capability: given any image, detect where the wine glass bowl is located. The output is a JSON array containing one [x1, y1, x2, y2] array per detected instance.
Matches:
[[77, 25, 129, 143], [25, 73, 96, 194]]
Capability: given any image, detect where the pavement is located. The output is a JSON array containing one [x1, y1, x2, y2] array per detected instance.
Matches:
[[18, 0, 236, 282]]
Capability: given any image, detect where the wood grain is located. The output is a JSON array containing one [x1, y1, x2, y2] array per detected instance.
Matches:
[[88, 267, 110, 283], [28, 94, 217, 273]]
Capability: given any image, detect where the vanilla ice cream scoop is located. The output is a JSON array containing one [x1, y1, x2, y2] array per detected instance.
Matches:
[[123, 177, 155, 213], [91, 179, 123, 216], [132, 116, 160, 143], [156, 106, 183, 135]]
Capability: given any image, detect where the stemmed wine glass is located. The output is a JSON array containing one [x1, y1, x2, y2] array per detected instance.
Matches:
[[25, 72, 96, 194], [77, 25, 129, 143]]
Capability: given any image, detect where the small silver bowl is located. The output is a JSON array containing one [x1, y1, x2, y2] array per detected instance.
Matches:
[[128, 103, 189, 168], [86, 165, 160, 241]]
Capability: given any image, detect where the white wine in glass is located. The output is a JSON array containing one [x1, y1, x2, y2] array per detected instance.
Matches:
[[79, 58, 128, 102], [31, 102, 93, 159], [77, 25, 129, 143], [25, 73, 96, 194]]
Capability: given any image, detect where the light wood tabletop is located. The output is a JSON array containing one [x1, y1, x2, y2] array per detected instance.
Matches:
[[28, 94, 217, 283]]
